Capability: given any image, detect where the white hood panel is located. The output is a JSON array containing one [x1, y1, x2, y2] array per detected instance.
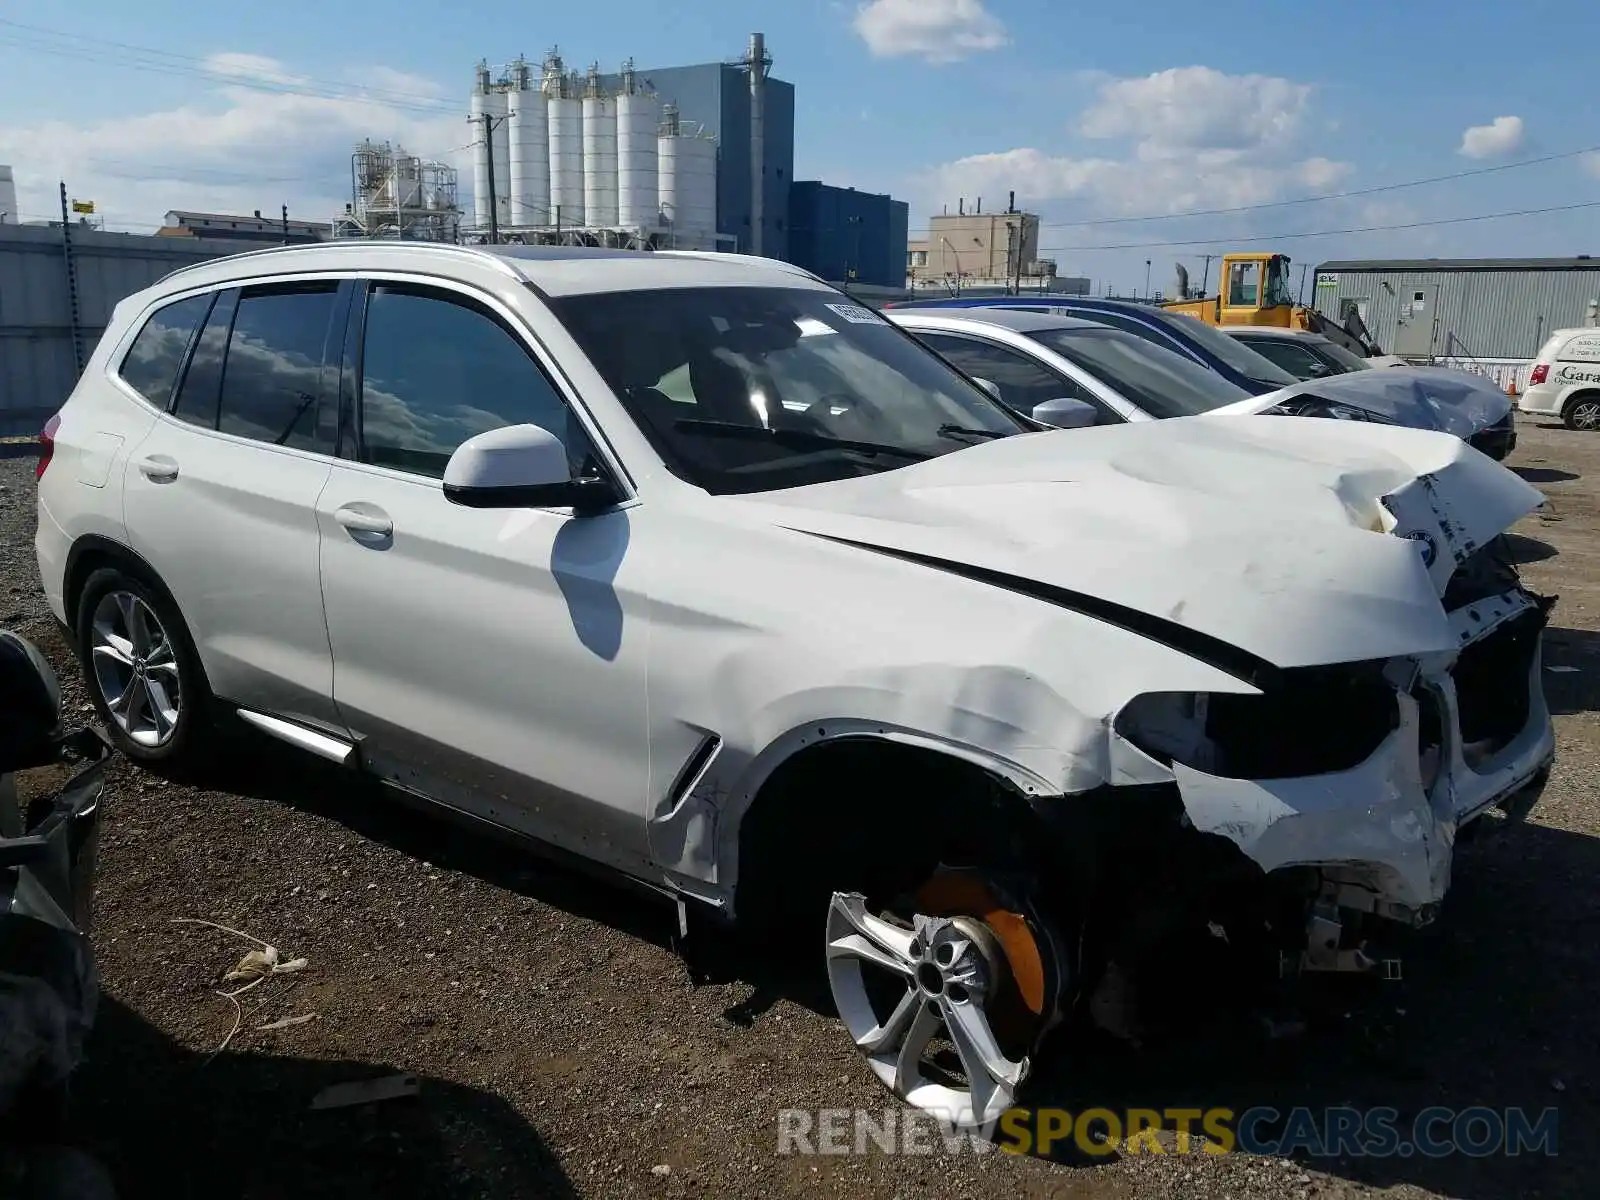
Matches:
[[741, 416, 1543, 671]]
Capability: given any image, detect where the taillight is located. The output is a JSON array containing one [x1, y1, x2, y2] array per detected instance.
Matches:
[[1529, 363, 1549, 386], [36, 414, 60, 480]]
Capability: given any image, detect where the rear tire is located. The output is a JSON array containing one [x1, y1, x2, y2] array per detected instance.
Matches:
[[73, 566, 211, 767], [1563, 393, 1600, 432]]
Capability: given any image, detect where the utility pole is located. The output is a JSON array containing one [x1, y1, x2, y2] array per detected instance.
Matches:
[[1144, 259, 1152, 300], [281, 203, 289, 245], [58, 182, 84, 377], [1297, 262, 1309, 305], [1200, 254, 1215, 297], [472, 110, 508, 244]]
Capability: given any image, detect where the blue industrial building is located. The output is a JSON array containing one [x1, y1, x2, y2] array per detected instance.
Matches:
[[620, 56, 795, 259], [787, 183, 909, 288]]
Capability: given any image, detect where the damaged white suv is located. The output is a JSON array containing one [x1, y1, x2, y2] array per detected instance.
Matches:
[[36, 244, 1555, 1127]]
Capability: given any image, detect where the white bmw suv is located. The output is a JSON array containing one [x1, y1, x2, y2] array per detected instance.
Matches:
[[35, 243, 1556, 1126]]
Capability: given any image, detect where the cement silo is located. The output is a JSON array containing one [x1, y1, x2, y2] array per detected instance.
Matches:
[[507, 57, 549, 226], [581, 64, 619, 227], [658, 104, 718, 250], [469, 61, 503, 230], [615, 60, 659, 230], [545, 56, 585, 226]]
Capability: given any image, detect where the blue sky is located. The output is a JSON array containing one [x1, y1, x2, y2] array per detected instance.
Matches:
[[2, 0, 1597, 290]]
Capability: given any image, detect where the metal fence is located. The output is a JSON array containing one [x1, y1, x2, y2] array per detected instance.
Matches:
[[0, 224, 241, 437]]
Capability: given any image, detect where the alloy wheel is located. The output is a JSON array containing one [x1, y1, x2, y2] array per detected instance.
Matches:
[[89, 590, 182, 748], [826, 877, 1065, 1129], [1568, 399, 1600, 431]]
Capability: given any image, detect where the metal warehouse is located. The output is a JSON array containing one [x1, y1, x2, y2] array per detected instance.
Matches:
[[1311, 257, 1600, 366]]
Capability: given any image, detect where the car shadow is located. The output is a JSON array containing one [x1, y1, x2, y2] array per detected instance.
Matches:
[[155, 735, 1597, 1199], [1501, 532, 1558, 564], [1543, 626, 1600, 715], [70, 995, 575, 1200], [1012, 815, 1599, 1197], [1512, 466, 1580, 485]]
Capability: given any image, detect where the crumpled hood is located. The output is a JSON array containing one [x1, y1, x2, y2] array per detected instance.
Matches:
[[1257, 366, 1513, 437], [737, 417, 1543, 671]]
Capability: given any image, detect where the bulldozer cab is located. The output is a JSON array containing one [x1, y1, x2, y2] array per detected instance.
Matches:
[[1222, 253, 1295, 319]]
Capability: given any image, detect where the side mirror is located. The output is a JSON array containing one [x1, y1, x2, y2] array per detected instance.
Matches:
[[442, 423, 618, 514], [1031, 396, 1099, 429], [971, 377, 1003, 402]]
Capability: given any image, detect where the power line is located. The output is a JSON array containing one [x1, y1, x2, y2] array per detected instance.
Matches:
[[1038, 145, 1600, 230], [0, 18, 461, 115], [908, 143, 1600, 238], [1035, 199, 1600, 253]]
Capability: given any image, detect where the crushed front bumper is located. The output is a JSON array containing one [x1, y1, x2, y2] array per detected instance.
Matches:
[[1169, 584, 1554, 923]]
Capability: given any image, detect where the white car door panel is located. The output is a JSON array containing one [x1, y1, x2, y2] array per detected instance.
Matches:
[[120, 282, 346, 729], [318, 279, 651, 867]]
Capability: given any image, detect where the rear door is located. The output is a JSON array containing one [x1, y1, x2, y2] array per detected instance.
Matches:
[[120, 278, 350, 729]]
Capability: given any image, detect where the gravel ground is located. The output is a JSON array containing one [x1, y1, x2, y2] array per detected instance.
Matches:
[[2, 419, 1597, 1200]]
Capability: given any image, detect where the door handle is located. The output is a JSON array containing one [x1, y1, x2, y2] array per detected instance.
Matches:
[[136, 454, 179, 482], [334, 505, 393, 537]]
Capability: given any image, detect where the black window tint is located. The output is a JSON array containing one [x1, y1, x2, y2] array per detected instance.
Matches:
[[358, 285, 578, 479], [119, 294, 212, 407], [1233, 336, 1334, 380], [217, 283, 339, 451], [916, 333, 1086, 419], [171, 289, 237, 428]]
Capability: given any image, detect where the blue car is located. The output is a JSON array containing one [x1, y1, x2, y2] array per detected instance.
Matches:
[[885, 295, 1300, 395]]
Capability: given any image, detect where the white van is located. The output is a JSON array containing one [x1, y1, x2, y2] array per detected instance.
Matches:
[[1519, 328, 1600, 430]]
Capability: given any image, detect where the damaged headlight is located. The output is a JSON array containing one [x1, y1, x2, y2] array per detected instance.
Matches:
[[1116, 666, 1401, 780], [1266, 397, 1397, 423]]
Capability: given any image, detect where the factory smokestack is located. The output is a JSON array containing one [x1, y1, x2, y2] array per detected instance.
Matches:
[[745, 33, 770, 256]]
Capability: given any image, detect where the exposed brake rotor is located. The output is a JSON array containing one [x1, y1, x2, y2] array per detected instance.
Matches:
[[911, 868, 1066, 1056]]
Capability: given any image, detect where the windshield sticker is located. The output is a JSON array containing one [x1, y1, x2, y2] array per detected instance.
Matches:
[[825, 302, 884, 326]]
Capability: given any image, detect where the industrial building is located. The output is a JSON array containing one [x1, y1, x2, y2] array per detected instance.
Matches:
[[466, 34, 794, 256], [787, 182, 907, 288], [0, 165, 16, 224], [157, 210, 333, 244], [1312, 257, 1600, 365], [905, 199, 1086, 295], [335, 141, 461, 242]]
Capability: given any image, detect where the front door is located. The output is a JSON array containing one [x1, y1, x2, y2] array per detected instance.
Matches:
[[1394, 285, 1438, 358], [121, 280, 347, 729], [315, 278, 652, 870]]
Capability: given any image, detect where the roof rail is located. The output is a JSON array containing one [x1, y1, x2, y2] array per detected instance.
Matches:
[[156, 240, 522, 286], [652, 250, 827, 285]]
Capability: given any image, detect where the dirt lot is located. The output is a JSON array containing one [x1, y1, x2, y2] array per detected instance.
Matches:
[[3, 418, 1598, 1200]]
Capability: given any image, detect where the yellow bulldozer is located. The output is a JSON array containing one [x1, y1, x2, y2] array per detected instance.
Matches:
[[1161, 252, 1385, 358]]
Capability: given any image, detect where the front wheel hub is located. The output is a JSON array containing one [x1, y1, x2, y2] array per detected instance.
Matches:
[[826, 871, 1067, 1129]]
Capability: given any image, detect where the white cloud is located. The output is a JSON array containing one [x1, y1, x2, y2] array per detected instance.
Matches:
[[1458, 115, 1525, 160], [1080, 66, 1312, 155], [852, 0, 1008, 64], [919, 66, 1348, 218], [0, 56, 464, 230]]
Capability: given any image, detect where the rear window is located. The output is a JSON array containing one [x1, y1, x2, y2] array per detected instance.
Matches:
[[119, 294, 213, 407], [1556, 330, 1600, 363], [1150, 310, 1298, 384], [216, 283, 340, 452]]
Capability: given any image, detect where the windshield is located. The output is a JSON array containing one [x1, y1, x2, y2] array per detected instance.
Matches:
[[1028, 327, 1248, 417], [552, 287, 1030, 495], [1153, 309, 1299, 385]]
